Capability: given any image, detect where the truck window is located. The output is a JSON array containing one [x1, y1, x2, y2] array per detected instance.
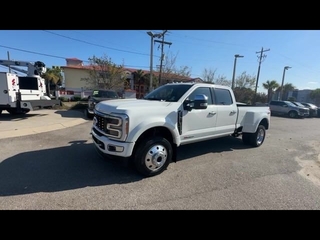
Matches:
[[214, 88, 233, 105], [187, 87, 213, 104], [18, 77, 39, 90]]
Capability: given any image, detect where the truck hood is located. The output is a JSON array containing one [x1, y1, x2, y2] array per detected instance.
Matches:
[[95, 98, 172, 114]]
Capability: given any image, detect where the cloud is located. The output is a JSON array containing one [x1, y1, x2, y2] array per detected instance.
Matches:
[[307, 81, 318, 84]]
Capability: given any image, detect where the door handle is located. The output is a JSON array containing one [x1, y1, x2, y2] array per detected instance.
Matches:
[[230, 110, 236, 114], [209, 111, 216, 115]]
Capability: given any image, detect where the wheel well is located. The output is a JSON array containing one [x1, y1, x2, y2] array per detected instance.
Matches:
[[135, 127, 174, 146], [288, 110, 297, 115], [132, 127, 175, 157], [260, 118, 269, 130]]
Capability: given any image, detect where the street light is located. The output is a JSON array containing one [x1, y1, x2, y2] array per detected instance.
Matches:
[[147, 31, 162, 92], [278, 66, 292, 100], [231, 54, 244, 90]]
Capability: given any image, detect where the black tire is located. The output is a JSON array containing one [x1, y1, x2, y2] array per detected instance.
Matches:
[[288, 111, 297, 118], [247, 125, 266, 147], [86, 109, 94, 119], [133, 136, 173, 177], [7, 109, 29, 115], [242, 133, 250, 145]]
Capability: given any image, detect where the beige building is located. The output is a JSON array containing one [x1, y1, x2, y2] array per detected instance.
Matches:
[[60, 57, 203, 99]]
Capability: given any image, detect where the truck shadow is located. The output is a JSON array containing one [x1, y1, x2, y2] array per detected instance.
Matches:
[[177, 136, 250, 161], [0, 140, 139, 196], [0, 136, 251, 197]]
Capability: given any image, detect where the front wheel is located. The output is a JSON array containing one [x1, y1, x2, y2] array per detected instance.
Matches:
[[133, 136, 173, 177], [288, 111, 297, 118], [86, 109, 94, 119]]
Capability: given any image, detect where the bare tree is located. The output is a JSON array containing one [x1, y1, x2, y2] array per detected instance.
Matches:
[[175, 65, 192, 77], [235, 71, 256, 89], [214, 74, 231, 86], [156, 52, 192, 85], [82, 54, 125, 90], [201, 68, 216, 83]]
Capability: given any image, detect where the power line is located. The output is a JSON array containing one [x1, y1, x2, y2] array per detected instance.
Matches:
[[0, 44, 149, 69], [43, 30, 152, 57]]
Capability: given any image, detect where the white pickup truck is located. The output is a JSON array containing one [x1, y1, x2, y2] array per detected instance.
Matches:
[[91, 83, 271, 177]]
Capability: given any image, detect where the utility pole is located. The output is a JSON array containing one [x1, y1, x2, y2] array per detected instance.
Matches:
[[278, 66, 291, 100], [231, 54, 244, 90], [147, 31, 162, 92], [254, 47, 270, 104], [7, 51, 11, 73], [154, 30, 172, 86]]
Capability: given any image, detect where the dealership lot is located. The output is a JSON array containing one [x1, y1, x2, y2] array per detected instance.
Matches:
[[0, 114, 320, 209]]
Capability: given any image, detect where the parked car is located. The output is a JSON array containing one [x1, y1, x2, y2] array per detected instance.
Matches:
[[300, 102, 319, 117], [269, 100, 309, 118], [289, 101, 311, 117], [86, 89, 119, 118]]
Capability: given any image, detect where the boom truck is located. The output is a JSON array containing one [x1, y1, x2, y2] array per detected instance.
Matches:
[[0, 59, 61, 115]]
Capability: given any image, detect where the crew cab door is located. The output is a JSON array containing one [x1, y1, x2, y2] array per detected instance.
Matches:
[[212, 87, 238, 135], [180, 86, 217, 144]]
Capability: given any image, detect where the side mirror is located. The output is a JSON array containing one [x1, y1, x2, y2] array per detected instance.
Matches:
[[183, 94, 208, 111], [193, 94, 208, 109]]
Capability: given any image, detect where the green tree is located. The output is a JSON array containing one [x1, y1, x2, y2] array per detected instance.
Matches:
[[262, 80, 279, 102], [255, 92, 268, 104], [279, 83, 295, 100], [42, 67, 63, 95], [42, 67, 63, 85], [310, 88, 320, 105], [233, 87, 255, 104]]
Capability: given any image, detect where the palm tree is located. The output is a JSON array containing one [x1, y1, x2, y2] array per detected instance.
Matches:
[[262, 80, 279, 102], [133, 69, 146, 98], [42, 67, 63, 96], [281, 83, 296, 100]]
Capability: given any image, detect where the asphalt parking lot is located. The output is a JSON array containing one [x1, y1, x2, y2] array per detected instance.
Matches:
[[1, 110, 320, 209]]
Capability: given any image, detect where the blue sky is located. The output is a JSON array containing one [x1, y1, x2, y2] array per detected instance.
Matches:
[[0, 30, 319, 93]]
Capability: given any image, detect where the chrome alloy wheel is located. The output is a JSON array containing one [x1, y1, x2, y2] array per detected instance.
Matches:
[[256, 127, 265, 145], [144, 144, 168, 171]]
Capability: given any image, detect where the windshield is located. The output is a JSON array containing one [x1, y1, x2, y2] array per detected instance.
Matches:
[[92, 90, 119, 98], [144, 84, 193, 102], [293, 102, 305, 107], [284, 101, 296, 107], [304, 103, 317, 108]]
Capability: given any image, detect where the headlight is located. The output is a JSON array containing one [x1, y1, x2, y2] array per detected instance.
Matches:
[[106, 116, 123, 138], [93, 111, 129, 141]]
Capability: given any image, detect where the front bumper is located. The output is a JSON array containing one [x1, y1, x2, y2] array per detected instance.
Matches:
[[91, 127, 135, 158], [87, 108, 95, 115]]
